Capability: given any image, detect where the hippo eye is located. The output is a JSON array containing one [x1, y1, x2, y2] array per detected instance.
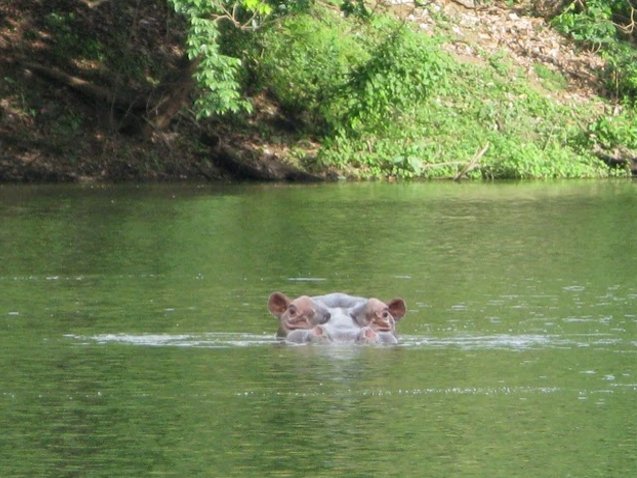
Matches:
[[288, 307, 296, 316], [382, 311, 389, 319]]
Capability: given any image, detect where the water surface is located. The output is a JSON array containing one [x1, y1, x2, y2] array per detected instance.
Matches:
[[1, 181, 636, 476]]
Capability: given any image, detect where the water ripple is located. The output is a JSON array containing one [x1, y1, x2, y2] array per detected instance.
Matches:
[[66, 332, 635, 351], [66, 333, 278, 348], [399, 334, 558, 350], [234, 386, 564, 398]]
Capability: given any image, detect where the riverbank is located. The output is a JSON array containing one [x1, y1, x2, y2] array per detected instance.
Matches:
[[1, 0, 635, 182]]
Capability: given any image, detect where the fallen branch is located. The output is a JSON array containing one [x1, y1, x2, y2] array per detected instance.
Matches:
[[454, 143, 489, 181]]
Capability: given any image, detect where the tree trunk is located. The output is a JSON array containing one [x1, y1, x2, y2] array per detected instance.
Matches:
[[145, 55, 199, 132]]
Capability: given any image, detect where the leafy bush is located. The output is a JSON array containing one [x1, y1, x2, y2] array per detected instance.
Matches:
[[605, 43, 637, 101], [253, 12, 452, 135], [552, 0, 637, 102], [254, 12, 367, 130], [483, 137, 609, 179], [586, 111, 637, 150], [551, 0, 617, 47], [339, 19, 452, 134], [187, 16, 252, 117]]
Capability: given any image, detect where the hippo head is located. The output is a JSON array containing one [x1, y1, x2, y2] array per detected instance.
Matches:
[[350, 297, 407, 333], [268, 292, 331, 338]]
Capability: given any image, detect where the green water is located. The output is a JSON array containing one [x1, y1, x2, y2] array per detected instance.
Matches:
[[1, 181, 635, 477]]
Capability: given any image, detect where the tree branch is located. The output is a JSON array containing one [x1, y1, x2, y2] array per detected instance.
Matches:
[[454, 143, 489, 181]]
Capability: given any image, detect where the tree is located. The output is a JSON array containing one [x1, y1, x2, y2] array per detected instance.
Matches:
[[167, 0, 263, 120], [165, 0, 316, 122]]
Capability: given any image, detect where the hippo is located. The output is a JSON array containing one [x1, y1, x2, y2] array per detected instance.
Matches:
[[267, 292, 407, 344]]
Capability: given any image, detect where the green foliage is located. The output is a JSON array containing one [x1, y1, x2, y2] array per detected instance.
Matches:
[[255, 12, 367, 129], [585, 111, 637, 149], [341, 21, 452, 133], [605, 43, 637, 101], [253, 12, 453, 136], [551, 0, 616, 47], [533, 63, 568, 91], [169, 0, 281, 117], [170, 0, 630, 179], [186, 16, 252, 117], [552, 0, 637, 102], [488, 50, 513, 76], [482, 138, 608, 179], [315, 42, 619, 179], [340, 0, 370, 18]]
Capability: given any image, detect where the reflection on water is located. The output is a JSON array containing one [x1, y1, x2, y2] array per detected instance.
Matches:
[[1, 181, 636, 477]]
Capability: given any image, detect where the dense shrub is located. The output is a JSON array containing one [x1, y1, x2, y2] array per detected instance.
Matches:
[[586, 110, 637, 150], [552, 0, 637, 102], [483, 137, 609, 179], [254, 13, 368, 130], [338, 19, 452, 134]]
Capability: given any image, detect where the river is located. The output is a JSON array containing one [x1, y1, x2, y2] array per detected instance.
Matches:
[[1, 181, 635, 476]]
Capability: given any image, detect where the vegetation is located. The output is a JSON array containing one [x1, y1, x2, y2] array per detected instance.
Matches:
[[243, 4, 630, 178], [1, 0, 635, 181], [550, 0, 637, 174], [552, 0, 637, 101]]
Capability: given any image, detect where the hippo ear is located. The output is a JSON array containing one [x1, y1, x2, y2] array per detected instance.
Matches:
[[387, 298, 406, 320], [268, 292, 290, 316]]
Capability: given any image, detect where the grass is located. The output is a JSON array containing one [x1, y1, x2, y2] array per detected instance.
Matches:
[[533, 63, 569, 92], [314, 29, 612, 178]]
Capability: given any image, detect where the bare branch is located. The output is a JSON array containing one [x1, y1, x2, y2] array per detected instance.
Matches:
[[612, 3, 635, 34], [454, 143, 489, 181], [212, 4, 260, 31]]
